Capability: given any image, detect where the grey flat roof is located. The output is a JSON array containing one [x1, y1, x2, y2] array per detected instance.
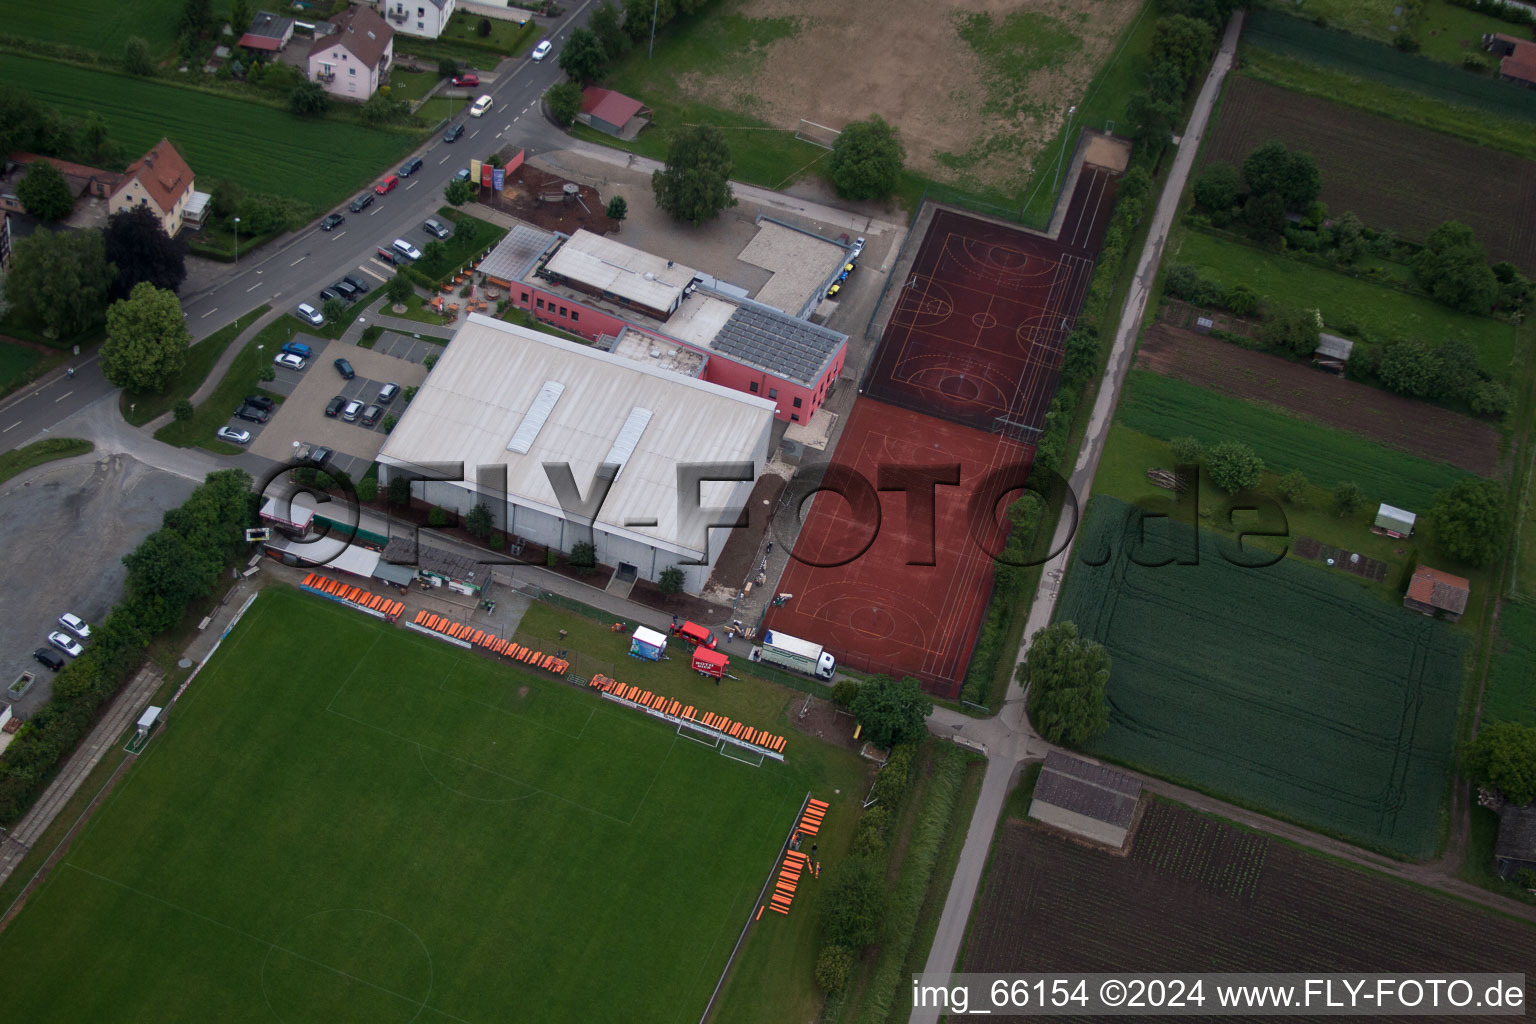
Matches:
[[382, 537, 487, 585], [481, 224, 558, 285], [709, 302, 843, 386], [1033, 751, 1142, 829]]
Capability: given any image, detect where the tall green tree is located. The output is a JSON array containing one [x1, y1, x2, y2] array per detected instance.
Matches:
[[1462, 721, 1536, 806], [231, 0, 253, 36], [124, 36, 155, 76], [849, 675, 932, 749], [1427, 477, 1509, 567], [386, 273, 414, 306], [558, 27, 608, 83], [827, 114, 905, 200], [590, 0, 631, 61], [1242, 140, 1321, 210], [1378, 339, 1434, 398], [101, 283, 191, 393], [1020, 621, 1110, 746], [1150, 14, 1215, 82], [1241, 191, 1286, 243], [606, 194, 628, 224], [652, 124, 736, 226], [1257, 306, 1320, 357], [180, 0, 213, 37], [8, 228, 115, 338], [1192, 161, 1241, 212], [1412, 221, 1498, 313], [1125, 91, 1178, 145], [104, 205, 189, 300], [288, 80, 329, 116], [16, 160, 74, 222], [445, 179, 475, 206], [466, 502, 495, 540], [546, 81, 583, 126], [1205, 441, 1264, 493]]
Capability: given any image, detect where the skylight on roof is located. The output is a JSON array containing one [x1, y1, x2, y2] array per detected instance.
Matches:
[[507, 381, 565, 453], [603, 407, 653, 472]]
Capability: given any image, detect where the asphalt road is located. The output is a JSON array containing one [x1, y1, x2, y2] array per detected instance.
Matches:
[[0, 0, 594, 455]]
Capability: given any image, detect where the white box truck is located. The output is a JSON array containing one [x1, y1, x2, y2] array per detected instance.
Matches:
[[751, 630, 836, 681]]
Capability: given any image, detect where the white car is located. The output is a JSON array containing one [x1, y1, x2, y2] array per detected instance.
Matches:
[[48, 631, 84, 658], [531, 40, 552, 61], [58, 613, 92, 640], [296, 302, 324, 326], [392, 238, 422, 261], [849, 236, 866, 260], [469, 94, 493, 117], [342, 399, 364, 422], [216, 426, 252, 444], [275, 352, 306, 371]]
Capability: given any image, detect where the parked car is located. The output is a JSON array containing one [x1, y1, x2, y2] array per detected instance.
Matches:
[[375, 247, 398, 265], [849, 236, 866, 259], [296, 303, 324, 326], [243, 394, 276, 412], [343, 274, 371, 294], [375, 174, 399, 194], [320, 213, 345, 231], [334, 358, 356, 380], [325, 395, 346, 418], [34, 648, 65, 671], [469, 94, 493, 117], [531, 40, 552, 61], [454, 167, 471, 182], [332, 279, 359, 300], [48, 631, 84, 658], [233, 404, 269, 423], [450, 73, 479, 87], [282, 341, 314, 359], [392, 238, 422, 261], [377, 382, 400, 405], [399, 156, 424, 178], [307, 446, 333, 465], [274, 352, 307, 371], [342, 399, 364, 422], [444, 123, 465, 143], [58, 613, 92, 640], [423, 217, 450, 239], [216, 426, 252, 444], [349, 192, 375, 213], [360, 404, 383, 427], [318, 286, 341, 304]]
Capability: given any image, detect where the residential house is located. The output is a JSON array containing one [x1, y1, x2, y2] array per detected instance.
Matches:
[[1484, 33, 1536, 88], [108, 139, 201, 237], [1, 154, 122, 217], [1495, 801, 1536, 881], [1027, 751, 1143, 850], [238, 10, 296, 52], [1403, 566, 1470, 623], [309, 5, 394, 100], [378, 0, 455, 39]]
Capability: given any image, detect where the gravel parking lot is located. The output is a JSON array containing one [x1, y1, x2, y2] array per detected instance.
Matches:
[[0, 454, 197, 717]]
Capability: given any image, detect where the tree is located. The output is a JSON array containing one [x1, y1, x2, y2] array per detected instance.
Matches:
[[1278, 469, 1309, 506], [1277, 150, 1320, 210], [321, 297, 345, 324], [1427, 338, 1479, 401], [1428, 477, 1509, 567], [1206, 441, 1263, 493], [1241, 191, 1286, 244], [1333, 211, 1366, 264], [104, 205, 188, 300], [1469, 379, 1511, 419], [478, 16, 492, 36], [815, 946, 854, 993], [1192, 161, 1241, 212], [819, 856, 884, 950], [1332, 481, 1365, 518], [466, 502, 495, 540], [421, 240, 446, 265], [9, 228, 115, 338], [1375, 339, 1433, 398], [591, 1, 631, 62], [180, 0, 213, 38], [657, 566, 684, 594], [124, 36, 155, 76], [569, 540, 597, 572], [1242, 140, 1287, 201], [445, 179, 475, 206], [16, 160, 74, 222], [1412, 221, 1498, 313], [1150, 14, 1215, 82], [386, 273, 414, 307], [1169, 436, 1203, 464], [1143, 60, 1187, 104], [1492, 261, 1532, 312], [546, 81, 583, 126], [605, 194, 628, 224], [101, 283, 191, 393], [388, 475, 412, 507], [1224, 284, 1260, 315], [361, 92, 408, 126], [652, 124, 736, 226], [356, 475, 378, 503], [849, 675, 932, 749], [558, 27, 608, 83], [125, 528, 220, 618], [827, 114, 906, 200], [1256, 306, 1320, 357], [1125, 91, 1178, 145], [437, 57, 459, 80], [231, 0, 253, 35], [288, 81, 329, 116], [1020, 621, 1110, 746], [1462, 721, 1536, 806]]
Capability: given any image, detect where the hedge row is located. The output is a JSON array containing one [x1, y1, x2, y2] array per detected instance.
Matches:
[[0, 470, 257, 824]]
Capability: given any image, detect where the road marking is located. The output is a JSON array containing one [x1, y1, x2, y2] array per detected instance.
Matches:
[[2, 421, 20, 433], [54, 390, 73, 403], [406, 180, 417, 190], [359, 266, 387, 282], [370, 206, 383, 215], [246, 282, 261, 292], [469, 130, 479, 139], [291, 256, 307, 266], [504, 123, 513, 131], [439, 155, 451, 164], [201, 308, 218, 318], [331, 230, 346, 240]]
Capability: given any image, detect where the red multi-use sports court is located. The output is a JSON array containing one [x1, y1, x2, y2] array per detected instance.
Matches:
[[766, 159, 1122, 695]]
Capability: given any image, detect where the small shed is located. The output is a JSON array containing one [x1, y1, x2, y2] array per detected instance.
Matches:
[[1372, 503, 1416, 539], [136, 705, 164, 742], [1028, 751, 1142, 849], [579, 87, 650, 138], [691, 647, 729, 680], [1404, 566, 1470, 623], [630, 625, 668, 661], [1495, 802, 1536, 881]]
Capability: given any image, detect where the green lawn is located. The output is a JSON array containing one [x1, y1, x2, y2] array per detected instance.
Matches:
[[0, 56, 419, 211], [1059, 497, 1465, 858], [0, 341, 45, 399], [155, 318, 299, 450], [439, 10, 539, 53], [5, 0, 183, 56], [1116, 370, 1469, 509], [1173, 230, 1519, 375], [1415, 0, 1524, 66], [1485, 598, 1536, 727], [0, 587, 841, 1021], [386, 69, 440, 105], [0, 437, 93, 485], [122, 305, 270, 426], [1299, 0, 1403, 42]]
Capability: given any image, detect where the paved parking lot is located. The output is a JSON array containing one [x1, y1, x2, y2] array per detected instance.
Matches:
[[370, 329, 444, 365]]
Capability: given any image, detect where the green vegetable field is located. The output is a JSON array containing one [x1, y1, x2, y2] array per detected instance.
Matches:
[[1058, 497, 1465, 858], [1485, 599, 1536, 727]]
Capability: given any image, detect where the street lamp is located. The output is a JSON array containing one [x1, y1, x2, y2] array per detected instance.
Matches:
[[234, 216, 240, 266]]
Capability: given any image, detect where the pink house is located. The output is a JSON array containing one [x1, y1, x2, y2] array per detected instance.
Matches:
[[308, 5, 394, 100]]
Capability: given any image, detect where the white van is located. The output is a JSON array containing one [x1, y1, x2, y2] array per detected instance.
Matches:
[[469, 94, 493, 118]]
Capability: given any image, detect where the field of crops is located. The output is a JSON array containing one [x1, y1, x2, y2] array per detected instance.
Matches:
[[1056, 497, 1465, 858], [1116, 370, 1467, 511], [0, 56, 416, 210], [6, 0, 183, 56], [1204, 76, 1536, 276], [963, 802, 1536, 983], [1486, 598, 1536, 727]]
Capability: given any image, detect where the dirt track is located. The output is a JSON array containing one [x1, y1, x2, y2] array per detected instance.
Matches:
[[1136, 322, 1501, 476]]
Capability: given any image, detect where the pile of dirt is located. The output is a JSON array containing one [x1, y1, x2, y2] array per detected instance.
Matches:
[[479, 160, 619, 236]]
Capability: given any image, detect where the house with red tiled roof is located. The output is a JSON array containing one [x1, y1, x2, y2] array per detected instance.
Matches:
[[309, 5, 394, 100], [1404, 566, 1470, 623], [237, 10, 296, 52], [1485, 33, 1536, 88], [109, 139, 198, 237]]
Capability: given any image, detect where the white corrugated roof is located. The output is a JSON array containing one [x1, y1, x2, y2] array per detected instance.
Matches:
[[544, 229, 695, 312], [378, 315, 776, 558]]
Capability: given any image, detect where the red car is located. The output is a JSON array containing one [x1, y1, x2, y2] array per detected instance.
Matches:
[[374, 174, 399, 195], [451, 73, 479, 88]]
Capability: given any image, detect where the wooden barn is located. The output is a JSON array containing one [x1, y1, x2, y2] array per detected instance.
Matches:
[[1028, 751, 1142, 850]]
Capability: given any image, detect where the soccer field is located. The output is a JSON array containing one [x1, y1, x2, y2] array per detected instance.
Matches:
[[0, 588, 810, 1021]]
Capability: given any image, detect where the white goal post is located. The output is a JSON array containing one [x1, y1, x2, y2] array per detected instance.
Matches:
[[794, 119, 842, 150]]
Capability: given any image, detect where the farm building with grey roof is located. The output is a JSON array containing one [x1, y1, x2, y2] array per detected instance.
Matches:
[[1028, 751, 1143, 849]]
